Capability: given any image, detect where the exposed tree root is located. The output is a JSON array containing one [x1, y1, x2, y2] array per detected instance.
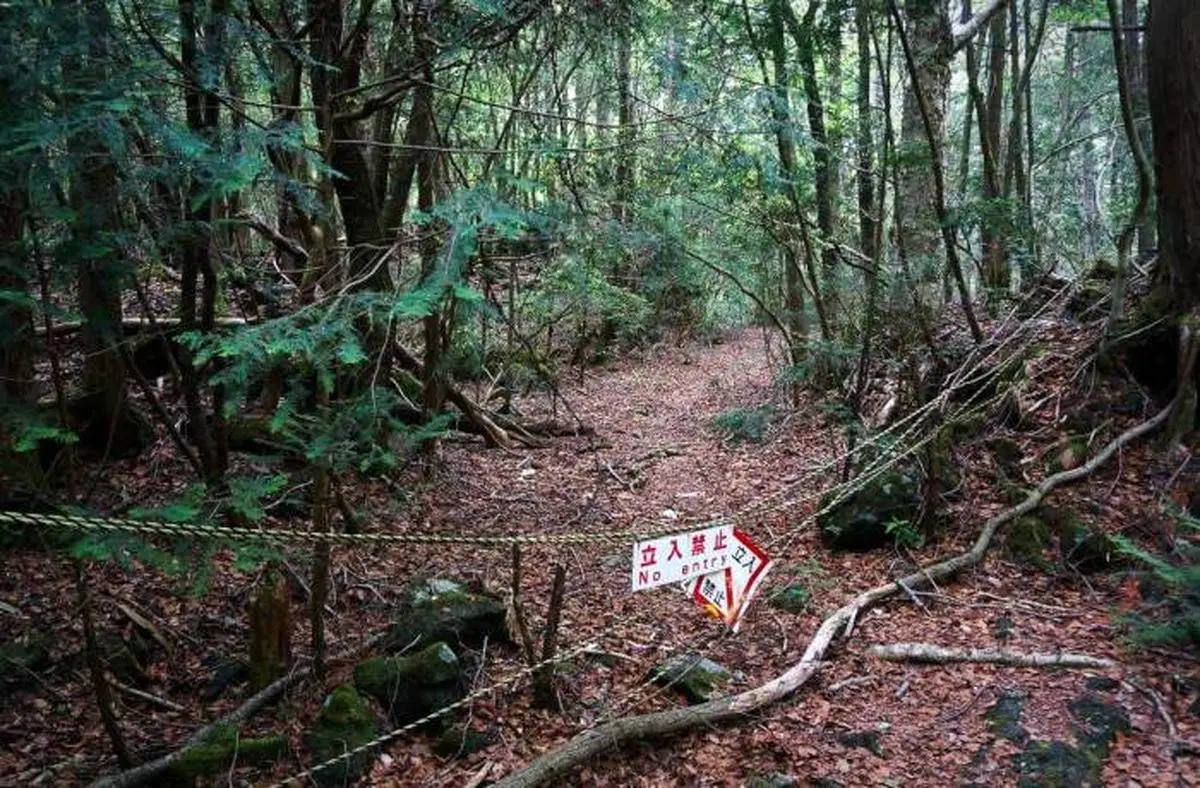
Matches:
[[867, 642, 1115, 669], [493, 403, 1171, 788]]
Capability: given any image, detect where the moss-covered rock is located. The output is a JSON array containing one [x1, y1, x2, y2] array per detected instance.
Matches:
[[647, 652, 731, 704], [167, 724, 286, 784], [306, 684, 379, 788], [1008, 517, 1054, 563], [381, 580, 508, 654], [1007, 694, 1130, 787], [1012, 740, 1095, 788], [817, 469, 922, 552], [1069, 694, 1130, 758], [353, 641, 464, 727], [1045, 435, 1089, 474], [986, 690, 1029, 745], [432, 724, 491, 758], [988, 437, 1025, 478]]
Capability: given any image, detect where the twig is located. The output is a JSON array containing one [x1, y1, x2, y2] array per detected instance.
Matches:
[[867, 642, 1115, 669], [1123, 678, 1178, 741], [825, 675, 875, 694], [108, 676, 187, 712], [895, 578, 930, 615], [938, 684, 993, 723], [533, 565, 567, 711]]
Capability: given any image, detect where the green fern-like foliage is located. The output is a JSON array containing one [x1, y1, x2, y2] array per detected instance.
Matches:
[[1111, 509, 1200, 649]]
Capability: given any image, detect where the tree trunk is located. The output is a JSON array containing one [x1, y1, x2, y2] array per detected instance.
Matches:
[[897, 0, 952, 286], [68, 0, 142, 458], [1147, 0, 1200, 311], [1066, 33, 1104, 262], [979, 10, 1008, 293], [856, 0, 877, 268], [790, 1, 840, 323], [1126, 0, 1155, 259], [614, 2, 634, 226]]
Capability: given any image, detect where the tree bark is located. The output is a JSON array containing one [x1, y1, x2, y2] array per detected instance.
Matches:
[[897, 0, 952, 284], [1147, 0, 1200, 313], [867, 642, 1115, 668]]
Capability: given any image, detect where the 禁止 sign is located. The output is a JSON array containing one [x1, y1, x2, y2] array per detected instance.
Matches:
[[690, 528, 772, 631], [630, 524, 734, 592]]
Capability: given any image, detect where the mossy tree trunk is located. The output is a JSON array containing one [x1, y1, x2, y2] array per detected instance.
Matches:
[[248, 571, 292, 690], [1146, 0, 1200, 441]]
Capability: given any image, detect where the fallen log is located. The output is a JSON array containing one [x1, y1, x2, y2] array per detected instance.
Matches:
[[392, 341, 548, 449], [867, 643, 1115, 669], [492, 402, 1171, 787]]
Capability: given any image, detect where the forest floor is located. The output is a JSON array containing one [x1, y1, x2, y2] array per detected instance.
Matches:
[[1, 325, 1198, 786]]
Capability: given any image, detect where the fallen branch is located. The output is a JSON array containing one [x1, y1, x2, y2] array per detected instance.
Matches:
[[108, 676, 188, 712], [493, 403, 1171, 787], [867, 643, 1115, 669]]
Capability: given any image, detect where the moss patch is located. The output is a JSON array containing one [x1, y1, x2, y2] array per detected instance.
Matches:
[[353, 641, 464, 727], [306, 684, 379, 788], [647, 653, 731, 704], [167, 724, 285, 784]]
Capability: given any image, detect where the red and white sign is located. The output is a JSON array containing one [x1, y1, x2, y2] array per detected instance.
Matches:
[[691, 528, 772, 631], [630, 524, 734, 592]]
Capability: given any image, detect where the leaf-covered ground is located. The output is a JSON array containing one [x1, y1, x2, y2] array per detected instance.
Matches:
[[1, 327, 1196, 786]]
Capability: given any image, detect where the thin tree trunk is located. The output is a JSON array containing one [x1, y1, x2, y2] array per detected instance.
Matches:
[[1102, 0, 1153, 345], [1124, 0, 1154, 260]]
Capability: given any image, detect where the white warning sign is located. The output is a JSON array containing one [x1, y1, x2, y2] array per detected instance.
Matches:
[[630, 524, 734, 592]]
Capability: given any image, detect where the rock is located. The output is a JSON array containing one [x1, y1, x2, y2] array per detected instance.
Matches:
[[382, 579, 508, 654], [817, 469, 922, 552], [1068, 694, 1130, 758], [986, 690, 1029, 745], [353, 641, 464, 727], [647, 652, 731, 704], [306, 685, 379, 788], [744, 773, 799, 788], [433, 724, 492, 758], [200, 655, 249, 702], [1007, 516, 1053, 563], [166, 724, 285, 785], [0, 631, 51, 692], [838, 730, 884, 757], [1012, 740, 1094, 788]]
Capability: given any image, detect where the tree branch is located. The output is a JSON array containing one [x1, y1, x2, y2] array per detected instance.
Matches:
[[952, 0, 1012, 52], [867, 643, 1115, 669]]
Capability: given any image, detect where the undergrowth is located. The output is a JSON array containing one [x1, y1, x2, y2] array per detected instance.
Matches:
[[1112, 508, 1200, 649]]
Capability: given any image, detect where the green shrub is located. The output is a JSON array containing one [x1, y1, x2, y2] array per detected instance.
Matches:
[[710, 405, 777, 443]]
